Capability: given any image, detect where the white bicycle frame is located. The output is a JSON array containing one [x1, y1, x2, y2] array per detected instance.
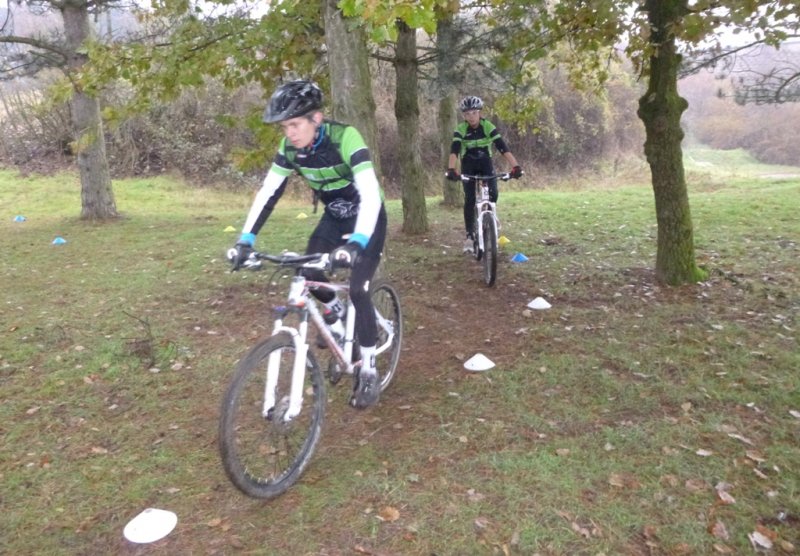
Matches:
[[259, 258, 396, 423], [474, 181, 499, 254]]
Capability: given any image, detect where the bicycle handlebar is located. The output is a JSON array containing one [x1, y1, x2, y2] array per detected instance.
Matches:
[[228, 250, 331, 271], [459, 173, 512, 182]]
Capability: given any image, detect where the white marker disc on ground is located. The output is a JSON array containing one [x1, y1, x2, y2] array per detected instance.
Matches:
[[123, 508, 178, 544], [527, 297, 552, 310], [464, 353, 495, 372]]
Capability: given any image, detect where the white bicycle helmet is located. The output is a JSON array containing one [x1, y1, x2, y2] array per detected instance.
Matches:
[[459, 95, 484, 112]]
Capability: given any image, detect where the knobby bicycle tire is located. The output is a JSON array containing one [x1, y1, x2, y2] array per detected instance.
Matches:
[[370, 280, 403, 392], [219, 332, 325, 499], [482, 215, 498, 286]]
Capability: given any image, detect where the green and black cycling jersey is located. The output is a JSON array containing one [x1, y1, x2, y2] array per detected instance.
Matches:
[[449, 118, 510, 161], [241, 120, 383, 249]]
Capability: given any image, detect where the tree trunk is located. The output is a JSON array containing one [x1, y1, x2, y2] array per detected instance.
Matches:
[[323, 0, 382, 178], [395, 20, 428, 234], [637, 0, 706, 285], [61, 2, 118, 220], [436, 15, 462, 208]]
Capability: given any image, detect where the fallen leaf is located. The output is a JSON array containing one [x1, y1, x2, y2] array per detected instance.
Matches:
[[713, 543, 734, 554], [660, 474, 679, 487], [377, 506, 400, 522], [207, 518, 222, 527], [556, 448, 571, 456], [727, 433, 754, 445], [748, 531, 773, 550], [709, 520, 729, 540], [608, 473, 640, 489], [90, 446, 108, 455], [571, 521, 591, 538], [466, 489, 485, 502], [745, 450, 766, 463], [685, 478, 708, 492], [755, 524, 778, 541], [779, 540, 796, 552], [474, 516, 490, 531], [790, 410, 800, 419], [753, 467, 769, 479], [26, 406, 41, 415], [696, 449, 714, 457], [716, 490, 736, 505]]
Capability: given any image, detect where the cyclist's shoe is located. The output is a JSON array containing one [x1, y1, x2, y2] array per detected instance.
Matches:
[[463, 233, 475, 254], [350, 369, 380, 409]]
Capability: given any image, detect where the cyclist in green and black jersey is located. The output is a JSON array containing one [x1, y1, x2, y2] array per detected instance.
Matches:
[[446, 95, 522, 251], [229, 80, 386, 409]]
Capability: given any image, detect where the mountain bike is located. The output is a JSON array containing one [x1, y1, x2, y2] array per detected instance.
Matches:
[[218, 251, 402, 499], [461, 173, 512, 287]]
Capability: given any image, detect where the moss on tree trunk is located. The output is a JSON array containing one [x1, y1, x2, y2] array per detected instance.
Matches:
[[324, 0, 382, 178], [436, 15, 462, 208], [62, 2, 118, 221], [395, 20, 429, 234], [637, 0, 706, 285]]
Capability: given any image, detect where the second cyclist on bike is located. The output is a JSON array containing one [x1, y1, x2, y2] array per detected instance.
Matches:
[[229, 80, 387, 409], [446, 95, 522, 253]]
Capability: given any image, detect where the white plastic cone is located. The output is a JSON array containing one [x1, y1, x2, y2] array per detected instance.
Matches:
[[464, 353, 495, 372], [123, 508, 178, 544], [527, 297, 552, 310]]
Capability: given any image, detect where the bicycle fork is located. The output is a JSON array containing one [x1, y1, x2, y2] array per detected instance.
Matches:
[[475, 201, 498, 253], [264, 276, 311, 422], [264, 315, 309, 422]]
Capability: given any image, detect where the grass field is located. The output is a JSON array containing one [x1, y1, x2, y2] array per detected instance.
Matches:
[[1, 148, 798, 555]]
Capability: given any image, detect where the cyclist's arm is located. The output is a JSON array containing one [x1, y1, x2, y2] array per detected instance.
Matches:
[[502, 150, 520, 169], [448, 153, 459, 169], [341, 127, 382, 248], [241, 149, 292, 236], [352, 166, 381, 247]]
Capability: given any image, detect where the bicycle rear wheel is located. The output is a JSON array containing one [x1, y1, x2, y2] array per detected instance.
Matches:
[[370, 280, 403, 392], [482, 214, 498, 286], [219, 332, 325, 499]]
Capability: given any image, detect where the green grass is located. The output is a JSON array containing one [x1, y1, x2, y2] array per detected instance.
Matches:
[[1, 149, 799, 554]]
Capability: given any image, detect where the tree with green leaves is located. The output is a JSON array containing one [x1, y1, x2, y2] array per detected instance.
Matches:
[[344, 0, 798, 284], [1, 0, 120, 220], [545, 0, 798, 284]]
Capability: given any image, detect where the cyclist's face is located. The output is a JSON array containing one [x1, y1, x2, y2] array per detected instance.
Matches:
[[280, 113, 321, 148], [462, 109, 481, 127]]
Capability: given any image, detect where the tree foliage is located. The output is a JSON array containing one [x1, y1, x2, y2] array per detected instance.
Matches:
[[1, 0, 121, 219]]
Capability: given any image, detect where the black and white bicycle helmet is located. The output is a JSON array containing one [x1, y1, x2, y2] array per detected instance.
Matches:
[[262, 80, 323, 123], [459, 95, 484, 112]]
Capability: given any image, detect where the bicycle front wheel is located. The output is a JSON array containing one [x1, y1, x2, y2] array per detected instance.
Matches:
[[482, 214, 498, 286], [371, 280, 403, 392], [219, 332, 325, 499]]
